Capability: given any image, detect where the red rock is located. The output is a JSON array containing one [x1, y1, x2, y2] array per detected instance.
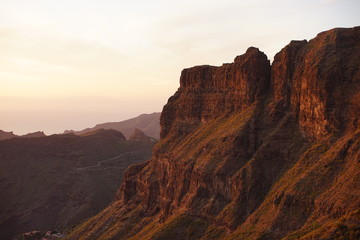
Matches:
[[161, 47, 270, 138], [65, 27, 360, 240], [271, 27, 360, 139]]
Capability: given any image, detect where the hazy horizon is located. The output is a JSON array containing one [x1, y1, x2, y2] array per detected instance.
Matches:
[[0, 96, 161, 135], [1, 0, 359, 135]]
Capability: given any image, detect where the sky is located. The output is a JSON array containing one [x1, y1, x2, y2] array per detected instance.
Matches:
[[0, 0, 359, 135]]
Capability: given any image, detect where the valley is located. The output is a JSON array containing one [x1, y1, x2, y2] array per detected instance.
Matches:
[[0, 129, 157, 239]]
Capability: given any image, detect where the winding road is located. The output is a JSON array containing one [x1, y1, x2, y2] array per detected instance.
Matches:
[[76, 151, 141, 171]]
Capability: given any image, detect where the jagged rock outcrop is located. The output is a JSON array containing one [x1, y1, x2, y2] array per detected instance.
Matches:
[[271, 28, 360, 139], [161, 47, 271, 138], [65, 27, 360, 240]]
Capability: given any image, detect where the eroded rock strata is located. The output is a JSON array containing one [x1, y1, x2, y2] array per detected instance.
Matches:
[[65, 27, 360, 240]]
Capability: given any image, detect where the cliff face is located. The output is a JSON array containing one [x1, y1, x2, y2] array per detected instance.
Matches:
[[65, 27, 360, 240], [161, 47, 270, 138], [271, 28, 360, 139]]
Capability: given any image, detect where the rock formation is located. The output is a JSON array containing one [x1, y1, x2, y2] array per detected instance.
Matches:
[[65, 27, 360, 240], [161, 47, 270, 138]]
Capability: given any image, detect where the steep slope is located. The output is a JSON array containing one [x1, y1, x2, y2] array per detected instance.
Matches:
[[65, 27, 360, 240], [67, 112, 161, 140], [0, 129, 156, 240]]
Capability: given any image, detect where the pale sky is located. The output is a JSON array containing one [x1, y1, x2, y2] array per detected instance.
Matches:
[[0, 0, 359, 135]]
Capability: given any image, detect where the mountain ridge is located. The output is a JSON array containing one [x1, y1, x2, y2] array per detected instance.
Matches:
[[0, 130, 46, 140], [66, 112, 161, 140], [0, 129, 156, 240], [65, 26, 360, 240]]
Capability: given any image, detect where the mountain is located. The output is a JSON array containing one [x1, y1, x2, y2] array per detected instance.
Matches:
[[65, 27, 360, 240], [0, 129, 156, 240], [129, 128, 158, 142], [66, 112, 161, 140], [20, 131, 46, 138], [0, 130, 17, 140], [0, 130, 46, 140]]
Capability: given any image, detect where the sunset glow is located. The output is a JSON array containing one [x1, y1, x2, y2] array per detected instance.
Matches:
[[1, 0, 359, 134]]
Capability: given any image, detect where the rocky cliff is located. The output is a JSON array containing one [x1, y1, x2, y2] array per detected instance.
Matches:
[[161, 47, 270, 138], [65, 27, 360, 240]]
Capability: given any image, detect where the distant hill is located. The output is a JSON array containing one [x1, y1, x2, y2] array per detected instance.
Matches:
[[0, 130, 17, 140], [65, 112, 161, 140], [0, 130, 46, 140], [20, 131, 46, 138], [0, 129, 156, 240], [129, 128, 158, 142]]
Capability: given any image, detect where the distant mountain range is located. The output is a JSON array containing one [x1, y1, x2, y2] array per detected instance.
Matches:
[[0, 130, 46, 140], [0, 128, 156, 239], [0, 130, 16, 140], [64, 112, 161, 140], [0, 112, 161, 141]]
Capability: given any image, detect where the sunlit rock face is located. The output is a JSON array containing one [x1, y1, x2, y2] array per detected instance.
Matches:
[[161, 47, 271, 138], [65, 27, 360, 240]]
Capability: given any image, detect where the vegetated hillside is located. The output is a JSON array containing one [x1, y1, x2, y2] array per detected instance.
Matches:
[[0, 129, 156, 240], [65, 27, 360, 240], [66, 112, 161, 140]]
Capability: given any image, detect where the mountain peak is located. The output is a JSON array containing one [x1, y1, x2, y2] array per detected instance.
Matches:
[[161, 44, 271, 139], [0, 129, 16, 140], [20, 131, 46, 138], [129, 128, 157, 142]]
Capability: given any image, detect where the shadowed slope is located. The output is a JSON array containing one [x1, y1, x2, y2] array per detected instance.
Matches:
[[0, 129, 156, 239]]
